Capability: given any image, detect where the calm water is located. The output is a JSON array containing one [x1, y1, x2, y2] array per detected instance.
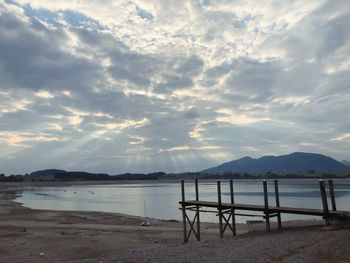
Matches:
[[16, 180, 350, 223]]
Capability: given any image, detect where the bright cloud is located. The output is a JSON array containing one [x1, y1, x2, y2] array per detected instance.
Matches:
[[34, 90, 54, 99], [0, 131, 64, 147], [333, 133, 350, 141], [159, 145, 223, 153], [216, 109, 270, 125], [92, 118, 149, 130]]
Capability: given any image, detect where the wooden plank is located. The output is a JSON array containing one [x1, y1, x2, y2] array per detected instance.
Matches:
[[180, 201, 264, 210], [179, 201, 350, 218], [269, 206, 325, 216], [180, 200, 346, 216]]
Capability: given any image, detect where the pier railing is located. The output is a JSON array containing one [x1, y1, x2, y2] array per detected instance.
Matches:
[[179, 179, 349, 243]]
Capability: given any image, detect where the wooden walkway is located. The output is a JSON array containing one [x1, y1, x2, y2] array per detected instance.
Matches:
[[179, 179, 350, 242], [181, 200, 350, 217]]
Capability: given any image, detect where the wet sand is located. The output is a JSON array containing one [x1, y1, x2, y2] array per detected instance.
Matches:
[[0, 181, 349, 262]]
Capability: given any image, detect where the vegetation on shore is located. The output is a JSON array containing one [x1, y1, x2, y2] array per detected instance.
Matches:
[[1, 170, 350, 182]]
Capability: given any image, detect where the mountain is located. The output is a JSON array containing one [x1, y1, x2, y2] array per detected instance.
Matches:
[[341, 160, 350, 167], [202, 152, 350, 174]]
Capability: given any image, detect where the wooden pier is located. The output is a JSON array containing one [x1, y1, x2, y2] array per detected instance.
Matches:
[[179, 179, 350, 243]]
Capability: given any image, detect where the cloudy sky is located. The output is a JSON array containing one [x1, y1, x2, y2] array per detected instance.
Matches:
[[0, 0, 349, 175]]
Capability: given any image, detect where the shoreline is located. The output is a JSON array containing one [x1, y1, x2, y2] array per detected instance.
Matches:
[[0, 181, 349, 262], [0, 186, 247, 262]]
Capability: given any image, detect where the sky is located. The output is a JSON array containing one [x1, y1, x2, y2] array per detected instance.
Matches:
[[0, 0, 350, 175]]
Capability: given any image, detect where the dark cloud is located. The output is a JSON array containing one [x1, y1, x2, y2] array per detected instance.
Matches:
[[153, 56, 204, 93], [139, 113, 197, 149], [183, 107, 200, 119], [224, 59, 283, 101], [108, 52, 158, 87], [0, 14, 104, 93], [136, 6, 154, 21]]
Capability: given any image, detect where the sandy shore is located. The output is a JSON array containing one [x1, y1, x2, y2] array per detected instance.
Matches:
[[0, 181, 349, 262]]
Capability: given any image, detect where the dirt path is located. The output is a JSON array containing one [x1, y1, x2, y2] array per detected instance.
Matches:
[[0, 191, 228, 262]]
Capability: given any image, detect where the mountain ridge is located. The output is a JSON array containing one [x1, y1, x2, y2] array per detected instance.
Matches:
[[341, 160, 350, 167], [202, 152, 350, 174]]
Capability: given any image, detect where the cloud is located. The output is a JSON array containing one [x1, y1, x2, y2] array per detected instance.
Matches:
[[0, 12, 104, 92], [92, 117, 149, 131], [0, 0, 350, 174], [333, 133, 350, 141], [216, 108, 271, 125], [159, 145, 223, 153], [0, 130, 64, 147], [34, 90, 55, 99]]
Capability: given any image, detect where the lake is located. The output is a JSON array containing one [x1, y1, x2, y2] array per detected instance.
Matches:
[[15, 180, 350, 223]]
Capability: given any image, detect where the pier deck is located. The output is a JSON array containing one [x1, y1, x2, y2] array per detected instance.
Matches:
[[179, 179, 350, 243], [180, 200, 350, 218]]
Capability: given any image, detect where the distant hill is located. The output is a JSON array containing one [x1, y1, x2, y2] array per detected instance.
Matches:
[[24, 170, 166, 181], [30, 169, 66, 176], [26, 169, 66, 181], [26, 169, 111, 181], [202, 152, 350, 174], [341, 160, 350, 167]]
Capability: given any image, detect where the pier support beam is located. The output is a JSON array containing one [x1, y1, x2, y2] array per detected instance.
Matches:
[[216, 180, 236, 237], [195, 179, 201, 241], [181, 180, 187, 242], [328, 180, 337, 211], [274, 180, 282, 229], [263, 180, 270, 232], [181, 179, 200, 242], [319, 180, 330, 225], [217, 181, 223, 238], [230, 180, 237, 236]]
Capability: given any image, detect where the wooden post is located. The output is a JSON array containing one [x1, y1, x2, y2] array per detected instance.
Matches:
[[195, 179, 201, 241], [319, 180, 330, 225], [274, 179, 282, 229], [328, 180, 337, 211], [181, 179, 187, 242], [217, 180, 223, 238], [263, 180, 270, 232], [229, 180, 236, 236]]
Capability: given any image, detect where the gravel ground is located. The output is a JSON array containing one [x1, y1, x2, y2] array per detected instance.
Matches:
[[117, 224, 350, 263]]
